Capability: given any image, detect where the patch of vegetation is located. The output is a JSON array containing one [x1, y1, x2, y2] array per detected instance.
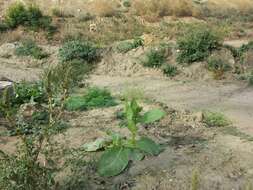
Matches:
[[95, 99, 166, 177], [0, 22, 8, 32], [207, 56, 231, 79], [123, 0, 131, 7], [177, 26, 222, 64], [15, 40, 48, 60], [220, 126, 253, 141], [0, 43, 89, 189], [162, 64, 179, 77], [4, 3, 55, 32], [142, 48, 167, 68], [248, 71, 253, 86], [13, 81, 46, 105], [116, 38, 144, 53], [65, 87, 117, 111], [58, 40, 98, 63], [203, 111, 230, 127]]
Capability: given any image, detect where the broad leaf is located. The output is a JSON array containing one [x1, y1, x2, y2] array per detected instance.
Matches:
[[98, 147, 130, 177], [136, 137, 161, 156], [82, 138, 112, 152], [142, 109, 166, 124], [129, 148, 144, 161]]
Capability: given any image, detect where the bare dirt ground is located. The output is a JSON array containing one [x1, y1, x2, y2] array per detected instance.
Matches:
[[1, 41, 253, 189], [90, 75, 253, 135]]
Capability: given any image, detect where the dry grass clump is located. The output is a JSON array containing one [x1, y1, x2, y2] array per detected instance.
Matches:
[[89, 0, 120, 17], [132, 0, 199, 18]]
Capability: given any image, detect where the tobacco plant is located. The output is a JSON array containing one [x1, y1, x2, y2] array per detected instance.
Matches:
[[97, 98, 165, 177]]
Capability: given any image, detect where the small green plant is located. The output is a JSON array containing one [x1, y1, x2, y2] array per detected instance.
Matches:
[[142, 48, 166, 68], [13, 81, 46, 105], [58, 40, 98, 63], [207, 56, 231, 79], [162, 64, 179, 77], [65, 87, 117, 111], [0, 22, 8, 32], [15, 40, 48, 59], [97, 99, 166, 177], [117, 38, 143, 53], [204, 111, 230, 127], [177, 26, 221, 64], [123, 0, 131, 7], [248, 71, 253, 86]]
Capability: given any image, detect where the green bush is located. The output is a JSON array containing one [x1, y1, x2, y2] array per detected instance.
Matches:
[[5, 3, 54, 32], [0, 151, 55, 190], [249, 71, 253, 86], [207, 56, 231, 79], [13, 81, 46, 105], [65, 87, 117, 111], [117, 38, 144, 53], [204, 111, 230, 127], [177, 27, 221, 64], [162, 64, 178, 77], [142, 48, 166, 68], [15, 40, 48, 59], [123, 0, 131, 7], [58, 40, 98, 63], [5, 2, 28, 28], [0, 22, 9, 32]]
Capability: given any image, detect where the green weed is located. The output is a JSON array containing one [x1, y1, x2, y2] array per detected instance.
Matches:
[[15, 39, 48, 60], [5, 3, 54, 32], [162, 64, 179, 77], [58, 40, 98, 63], [204, 111, 230, 127], [65, 87, 117, 111], [116, 38, 144, 53], [207, 56, 231, 79], [177, 26, 221, 64]]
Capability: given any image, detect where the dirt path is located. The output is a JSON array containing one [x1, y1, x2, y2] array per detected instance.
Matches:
[[90, 75, 253, 135]]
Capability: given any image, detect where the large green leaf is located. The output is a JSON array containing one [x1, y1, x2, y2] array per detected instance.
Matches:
[[136, 137, 161, 156], [142, 109, 166, 124], [98, 147, 130, 177], [82, 138, 112, 152], [128, 148, 144, 161]]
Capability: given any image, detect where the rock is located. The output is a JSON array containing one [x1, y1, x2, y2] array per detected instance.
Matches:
[[0, 81, 13, 98]]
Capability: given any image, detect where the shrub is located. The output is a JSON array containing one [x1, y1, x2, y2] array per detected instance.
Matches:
[[123, 0, 131, 7], [0, 150, 55, 190], [248, 71, 253, 86], [142, 48, 166, 68], [65, 87, 117, 111], [207, 56, 231, 79], [58, 40, 98, 63], [203, 111, 230, 127], [15, 39, 48, 59], [116, 38, 144, 53], [13, 81, 46, 105], [162, 64, 179, 77], [0, 22, 9, 32], [177, 26, 222, 64], [4, 3, 54, 32], [5, 2, 28, 28]]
